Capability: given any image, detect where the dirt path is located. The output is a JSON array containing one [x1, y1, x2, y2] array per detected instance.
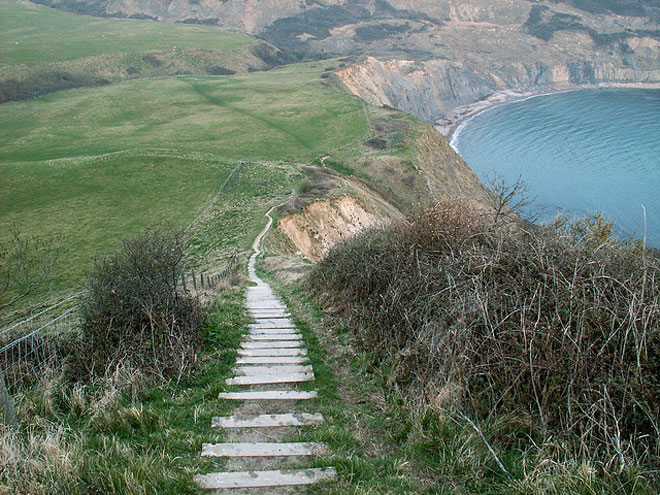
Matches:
[[193, 206, 336, 491]]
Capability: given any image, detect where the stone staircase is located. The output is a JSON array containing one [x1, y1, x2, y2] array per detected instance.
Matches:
[[194, 208, 336, 491]]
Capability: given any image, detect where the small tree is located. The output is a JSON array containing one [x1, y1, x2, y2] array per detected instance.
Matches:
[[487, 174, 536, 225]]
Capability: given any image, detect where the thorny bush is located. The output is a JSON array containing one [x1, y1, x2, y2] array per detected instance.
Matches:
[[74, 228, 203, 382], [307, 200, 660, 471]]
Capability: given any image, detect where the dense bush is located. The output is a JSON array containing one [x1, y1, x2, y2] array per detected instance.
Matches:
[[561, 0, 652, 17], [353, 23, 409, 42], [75, 228, 203, 381], [206, 66, 236, 76], [0, 70, 109, 104], [307, 200, 660, 470]]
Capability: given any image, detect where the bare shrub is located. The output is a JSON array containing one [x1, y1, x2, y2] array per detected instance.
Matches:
[[0, 231, 64, 310], [307, 200, 660, 470], [73, 227, 203, 382]]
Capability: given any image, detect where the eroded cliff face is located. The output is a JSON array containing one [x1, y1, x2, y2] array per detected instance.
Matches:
[[101, 0, 311, 33], [277, 195, 384, 262], [272, 120, 492, 262]]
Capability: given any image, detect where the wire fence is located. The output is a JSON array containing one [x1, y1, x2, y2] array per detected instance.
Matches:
[[0, 292, 83, 393], [181, 249, 239, 292]]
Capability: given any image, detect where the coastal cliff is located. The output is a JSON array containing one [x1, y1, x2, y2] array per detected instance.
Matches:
[[336, 55, 660, 128]]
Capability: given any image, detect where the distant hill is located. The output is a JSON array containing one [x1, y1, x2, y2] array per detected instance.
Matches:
[[28, 0, 660, 121]]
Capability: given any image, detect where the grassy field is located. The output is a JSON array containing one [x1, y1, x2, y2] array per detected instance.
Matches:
[[1, 68, 368, 163], [0, 1, 278, 104], [0, 62, 370, 294], [0, 1, 252, 67]]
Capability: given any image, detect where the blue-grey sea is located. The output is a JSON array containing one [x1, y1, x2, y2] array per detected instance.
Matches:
[[452, 89, 660, 246]]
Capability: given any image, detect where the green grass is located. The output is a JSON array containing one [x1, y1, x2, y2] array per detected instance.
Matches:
[[0, 1, 252, 67], [0, 67, 369, 164], [1, 153, 233, 286], [0, 62, 370, 292], [185, 161, 297, 266]]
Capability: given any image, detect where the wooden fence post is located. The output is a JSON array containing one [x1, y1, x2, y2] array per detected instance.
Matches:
[[181, 273, 187, 292], [192, 270, 197, 291], [0, 371, 18, 429]]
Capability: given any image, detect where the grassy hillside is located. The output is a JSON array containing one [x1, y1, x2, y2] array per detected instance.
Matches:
[[0, 1, 251, 67], [1, 69, 368, 163], [0, 1, 290, 103], [0, 62, 371, 295]]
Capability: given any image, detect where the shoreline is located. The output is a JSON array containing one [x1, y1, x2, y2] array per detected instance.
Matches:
[[436, 82, 660, 150]]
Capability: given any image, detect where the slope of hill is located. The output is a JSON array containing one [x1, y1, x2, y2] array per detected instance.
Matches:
[[1, 59, 487, 298], [0, 1, 287, 103]]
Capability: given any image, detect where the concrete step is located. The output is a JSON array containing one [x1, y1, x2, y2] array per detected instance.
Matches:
[[218, 390, 318, 400], [201, 442, 328, 457], [247, 306, 288, 311], [225, 372, 314, 386], [250, 314, 291, 320], [250, 316, 291, 320], [241, 341, 302, 349], [250, 318, 295, 326], [249, 328, 299, 335], [194, 467, 337, 489], [212, 412, 324, 428], [236, 356, 309, 365], [246, 303, 286, 309], [238, 348, 307, 357], [247, 334, 303, 341], [252, 322, 295, 327], [233, 364, 313, 375]]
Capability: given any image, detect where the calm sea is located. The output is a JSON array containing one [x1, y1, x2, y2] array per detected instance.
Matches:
[[452, 89, 660, 246]]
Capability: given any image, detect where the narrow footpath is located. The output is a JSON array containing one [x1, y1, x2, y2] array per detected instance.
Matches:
[[194, 207, 337, 491]]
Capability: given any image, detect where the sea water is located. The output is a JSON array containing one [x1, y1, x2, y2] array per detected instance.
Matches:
[[451, 89, 660, 246]]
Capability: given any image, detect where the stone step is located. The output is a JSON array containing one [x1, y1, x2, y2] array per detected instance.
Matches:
[[241, 341, 302, 349], [236, 356, 309, 365], [250, 318, 295, 326], [249, 328, 299, 335], [247, 334, 303, 341], [250, 323, 296, 329], [238, 348, 307, 357], [246, 303, 286, 309], [250, 314, 291, 319], [233, 364, 313, 375], [225, 372, 314, 386], [212, 412, 324, 428], [195, 467, 337, 489], [224, 375, 314, 387], [254, 311, 291, 321], [247, 305, 288, 310], [201, 442, 328, 458], [218, 390, 318, 400]]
